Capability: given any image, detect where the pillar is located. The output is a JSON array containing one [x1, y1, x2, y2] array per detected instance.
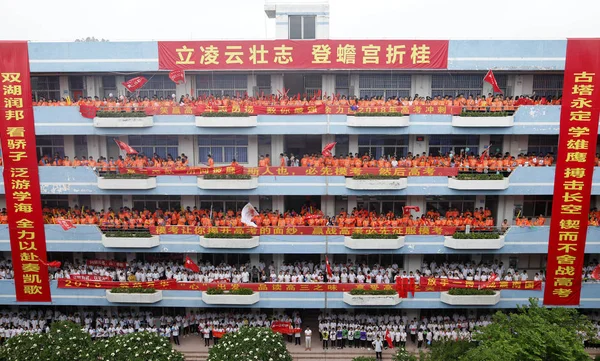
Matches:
[[91, 195, 109, 212], [321, 195, 335, 217], [405, 254, 422, 272], [59, 76, 69, 99], [176, 76, 192, 98], [347, 196, 357, 213], [0, 197, 6, 209], [181, 195, 196, 209], [322, 74, 335, 97], [411, 74, 432, 97], [273, 253, 284, 273], [247, 74, 257, 97], [271, 74, 284, 96], [122, 195, 133, 209], [178, 135, 195, 164], [63, 135, 75, 159], [349, 74, 360, 97], [407, 196, 425, 217], [348, 135, 358, 155], [513, 74, 534, 96], [271, 135, 285, 160], [409, 135, 428, 156], [475, 195, 486, 211], [249, 195, 260, 208], [67, 195, 78, 208], [248, 135, 259, 166], [87, 136, 108, 160], [250, 254, 260, 267], [272, 196, 285, 214], [479, 135, 491, 155], [115, 76, 126, 97], [85, 76, 99, 98]]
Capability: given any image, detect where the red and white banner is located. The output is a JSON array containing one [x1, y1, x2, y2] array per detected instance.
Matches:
[[57, 219, 75, 231], [69, 274, 113, 281], [79, 104, 97, 119], [543, 39, 600, 306], [150, 226, 458, 236], [159, 40, 449, 70], [119, 165, 244, 176], [483, 70, 502, 93], [419, 277, 542, 291], [86, 259, 128, 268], [0, 42, 52, 302], [122, 76, 148, 93], [114, 139, 138, 154], [168, 70, 185, 84]]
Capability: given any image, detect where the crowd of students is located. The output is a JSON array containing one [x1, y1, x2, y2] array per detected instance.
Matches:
[[32, 93, 561, 111]]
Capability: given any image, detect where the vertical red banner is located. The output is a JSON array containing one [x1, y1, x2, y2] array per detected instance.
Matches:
[[544, 39, 600, 306], [0, 42, 51, 302]]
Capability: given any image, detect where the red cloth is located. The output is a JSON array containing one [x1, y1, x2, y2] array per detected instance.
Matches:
[[169, 70, 185, 84], [321, 142, 336, 157], [483, 70, 502, 93], [385, 330, 394, 349], [79, 104, 97, 119], [57, 219, 75, 231], [122, 76, 148, 93], [184, 256, 200, 273], [325, 256, 333, 279], [403, 206, 420, 216], [41, 261, 62, 268], [114, 139, 138, 154], [592, 265, 600, 280]]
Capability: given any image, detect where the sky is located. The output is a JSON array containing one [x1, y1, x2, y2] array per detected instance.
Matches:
[[0, 0, 599, 41]]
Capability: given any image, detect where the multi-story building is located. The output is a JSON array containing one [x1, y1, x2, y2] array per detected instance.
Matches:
[[1, 2, 597, 323]]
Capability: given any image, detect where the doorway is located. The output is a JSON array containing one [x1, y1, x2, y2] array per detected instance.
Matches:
[[284, 135, 322, 157], [285, 196, 321, 214]]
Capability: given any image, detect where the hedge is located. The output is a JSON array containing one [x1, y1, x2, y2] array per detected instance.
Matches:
[[203, 174, 252, 180], [202, 112, 250, 117], [352, 174, 402, 180], [452, 232, 500, 239], [353, 112, 403, 117], [204, 232, 253, 239], [455, 173, 505, 180], [351, 232, 398, 239], [349, 289, 397, 296], [103, 231, 153, 238], [205, 287, 254, 295], [100, 173, 149, 179], [459, 111, 510, 117], [110, 287, 157, 294], [95, 111, 148, 118], [447, 288, 496, 296]]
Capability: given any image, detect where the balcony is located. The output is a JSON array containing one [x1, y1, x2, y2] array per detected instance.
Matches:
[[101, 234, 160, 248], [444, 233, 505, 250], [342, 292, 402, 306], [195, 116, 258, 128], [346, 116, 410, 128], [105, 290, 163, 304], [345, 177, 408, 190], [344, 236, 405, 250], [447, 176, 510, 190], [97, 176, 157, 190], [439, 291, 501, 306], [197, 176, 258, 190], [93, 116, 154, 128], [199, 236, 260, 249], [451, 115, 514, 128], [201, 292, 260, 305]]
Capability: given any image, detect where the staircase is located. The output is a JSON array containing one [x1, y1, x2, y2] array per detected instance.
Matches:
[[182, 348, 397, 361]]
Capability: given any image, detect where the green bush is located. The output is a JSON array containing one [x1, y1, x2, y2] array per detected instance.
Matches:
[[204, 232, 253, 239], [353, 112, 404, 117], [459, 111, 509, 117], [447, 288, 496, 296], [202, 112, 250, 117], [452, 232, 500, 239], [89, 331, 185, 361], [353, 357, 378, 361], [96, 111, 148, 118], [100, 173, 149, 179], [206, 287, 254, 295], [109, 287, 157, 294], [349, 289, 397, 296], [352, 174, 402, 180], [103, 231, 152, 238], [230, 287, 254, 295], [203, 173, 251, 180], [594, 354, 600, 361], [392, 348, 419, 361], [205, 287, 225, 295], [208, 327, 291, 361], [351, 232, 398, 239], [455, 173, 505, 180]]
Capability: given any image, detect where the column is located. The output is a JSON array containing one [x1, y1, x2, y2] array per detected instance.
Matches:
[[475, 195, 486, 211], [85, 76, 99, 98], [115, 76, 126, 97], [479, 135, 491, 154], [273, 253, 285, 272], [409, 135, 428, 156], [347, 196, 357, 212], [122, 195, 133, 209], [176, 76, 192, 97], [181, 195, 196, 209], [91, 195, 108, 211], [67, 195, 78, 208], [411, 74, 432, 97], [321, 196, 335, 217], [126, 253, 137, 263], [271, 135, 285, 160], [348, 135, 358, 155], [407, 196, 425, 217], [178, 135, 195, 164], [0, 197, 6, 209], [247, 74, 257, 97], [63, 135, 75, 159], [349, 74, 360, 97], [250, 254, 260, 267], [248, 135, 259, 167], [59, 76, 69, 99], [404, 254, 422, 273], [271, 74, 284, 96], [322, 74, 335, 97], [87, 136, 108, 160], [272, 195, 285, 214]]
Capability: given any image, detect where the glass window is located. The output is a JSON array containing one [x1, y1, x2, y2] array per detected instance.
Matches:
[[256, 74, 271, 96], [335, 74, 350, 97], [359, 74, 411, 99], [527, 135, 558, 156], [196, 74, 248, 98], [128, 135, 178, 159], [533, 74, 563, 98], [31, 76, 60, 101], [125, 74, 176, 99], [356, 196, 406, 216], [428, 135, 480, 156], [198, 196, 249, 213], [489, 135, 504, 155], [132, 195, 181, 212], [431, 73, 504, 98], [198, 135, 248, 163], [425, 196, 476, 216], [289, 16, 302, 39], [358, 135, 409, 159], [36, 135, 65, 160], [522, 195, 553, 218], [303, 16, 316, 39], [304, 74, 322, 98], [41, 195, 69, 209], [289, 15, 315, 40], [102, 76, 116, 97]]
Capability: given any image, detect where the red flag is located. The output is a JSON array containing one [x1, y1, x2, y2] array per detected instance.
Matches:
[[483, 70, 502, 93], [168, 70, 185, 85], [184, 256, 200, 273], [385, 330, 394, 349], [592, 265, 600, 280], [480, 144, 492, 162], [122, 76, 148, 93], [41, 260, 61, 268], [321, 142, 336, 157], [325, 256, 333, 279], [403, 206, 420, 216], [114, 139, 138, 154], [79, 104, 97, 119], [57, 219, 75, 231], [480, 273, 498, 289]]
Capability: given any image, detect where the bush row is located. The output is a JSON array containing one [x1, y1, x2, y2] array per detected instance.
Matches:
[[203, 174, 252, 180], [96, 111, 148, 118], [452, 232, 500, 239], [455, 173, 505, 180]]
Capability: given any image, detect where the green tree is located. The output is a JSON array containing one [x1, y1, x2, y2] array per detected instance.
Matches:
[[459, 299, 593, 361], [424, 340, 475, 361], [208, 327, 292, 361]]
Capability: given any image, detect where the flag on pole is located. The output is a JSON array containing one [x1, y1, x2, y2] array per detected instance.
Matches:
[[483, 70, 503, 93], [114, 139, 138, 154], [592, 265, 600, 280], [480, 273, 498, 289], [41, 260, 62, 268], [325, 256, 333, 279], [385, 329, 394, 349], [480, 143, 493, 162], [122, 76, 148, 93], [241, 203, 259, 228], [321, 142, 337, 157], [184, 256, 200, 273], [168, 70, 185, 84], [57, 219, 76, 231]]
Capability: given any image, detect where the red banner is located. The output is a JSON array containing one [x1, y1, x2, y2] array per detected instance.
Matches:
[[158, 40, 449, 70], [122, 166, 457, 177], [419, 277, 542, 291], [79, 104, 97, 119], [69, 274, 113, 281], [122, 76, 148, 93], [86, 259, 128, 268], [150, 226, 457, 236], [57, 278, 176, 290], [168, 70, 185, 84], [0, 42, 51, 302], [544, 39, 600, 306]]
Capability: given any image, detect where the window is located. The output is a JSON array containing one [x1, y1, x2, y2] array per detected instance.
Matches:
[[69, 76, 85, 99], [356, 196, 406, 216], [527, 135, 558, 155], [128, 135, 178, 159], [102, 76, 117, 97], [256, 75, 271, 96], [198, 196, 249, 213], [355, 254, 404, 268], [36, 135, 64, 160], [41, 195, 69, 209], [31, 76, 60, 101], [425, 196, 476, 216], [428, 135, 480, 156], [359, 74, 411, 99], [289, 15, 316, 40], [358, 135, 409, 158], [533, 74, 563, 97], [431, 73, 500, 97], [196, 74, 248, 98], [522, 195, 552, 218], [335, 74, 350, 97], [126, 74, 176, 99], [489, 135, 504, 155], [198, 135, 248, 163], [335, 135, 349, 157], [133, 196, 181, 211], [304, 74, 322, 98]]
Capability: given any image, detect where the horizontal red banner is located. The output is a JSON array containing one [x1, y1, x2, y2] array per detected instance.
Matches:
[[69, 274, 113, 281], [159, 40, 449, 70], [149, 226, 457, 236], [419, 277, 542, 291], [86, 259, 128, 268], [58, 278, 177, 290], [119, 165, 243, 176]]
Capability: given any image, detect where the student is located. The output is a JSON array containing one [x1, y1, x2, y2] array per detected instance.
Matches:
[[172, 324, 180, 345], [372, 336, 384, 360], [321, 328, 329, 349], [304, 327, 312, 351], [295, 327, 302, 345]]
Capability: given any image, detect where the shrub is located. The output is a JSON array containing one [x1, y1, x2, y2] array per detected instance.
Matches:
[[392, 348, 418, 361], [205, 287, 225, 295], [447, 288, 496, 296], [100, 173, 149, 179], [230, 287, 254, 295], [204, 232, 253, 239], [202, 112, 250, 117], [89, 331, 185, 361], [452, 232, 500, 239], [353, 112, 404, 117], [353, 357, 378, 361], [351, 232, 398, 239], [455, 173, 505, 180], [349, 289, 397, 296], [109, 287, 157, 294], [352, 174, 402, 180], [208, 327, 292, 361], [459, 111, 509, 117], [96, 111, 148, 118], [103, 231, 152, 238], [203, 173, 252, 180]]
